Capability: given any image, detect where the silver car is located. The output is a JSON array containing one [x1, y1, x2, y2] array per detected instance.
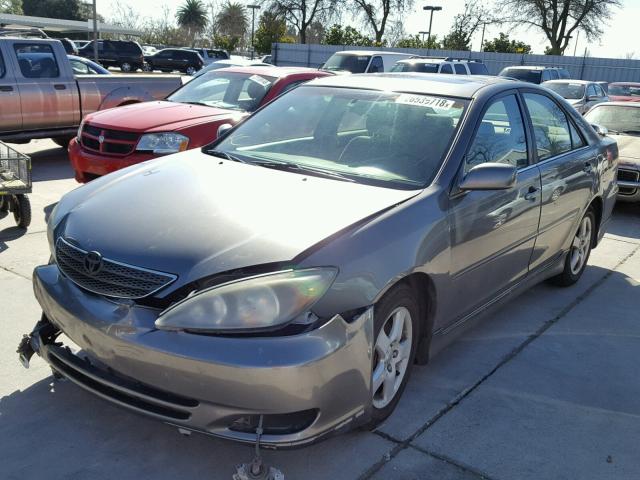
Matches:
[[543, 79, 609, 114], [584, 101, 640, 201], [21, 73, 618, 448]]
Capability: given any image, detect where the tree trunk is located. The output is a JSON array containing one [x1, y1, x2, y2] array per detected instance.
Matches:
[[300, 27, 307, 44]]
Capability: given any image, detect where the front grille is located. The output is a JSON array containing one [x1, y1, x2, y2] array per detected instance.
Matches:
[[618, 168, 639, 196], [55, 238, 177, 299], [80, 123, 140, 156]]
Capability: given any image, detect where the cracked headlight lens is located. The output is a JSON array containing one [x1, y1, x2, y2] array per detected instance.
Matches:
[[155, 268, 337, 332]]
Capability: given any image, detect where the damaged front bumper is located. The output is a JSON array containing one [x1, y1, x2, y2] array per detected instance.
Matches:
[[22, 264, 375, 448]]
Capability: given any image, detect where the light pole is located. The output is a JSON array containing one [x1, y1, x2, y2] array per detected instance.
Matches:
[[247, 4, 260, 60], [92, 0, 98, 63], [573, 31, 580, 57], [479, 22, 486, 52], [419, 31, 429, 43], [423, 6, 442, 47]]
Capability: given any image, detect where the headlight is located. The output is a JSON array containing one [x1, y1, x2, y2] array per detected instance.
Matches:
[[136, 132, 189, 154], [155, 268, 337, 332]]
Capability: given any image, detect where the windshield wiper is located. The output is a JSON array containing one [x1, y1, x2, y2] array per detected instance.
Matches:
[[204, 149, 246, 163], [251, 160, 356, 182], [182, 101, 209, 107], [621, 129, 640, 136]]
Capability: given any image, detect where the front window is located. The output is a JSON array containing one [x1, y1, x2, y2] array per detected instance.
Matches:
[[322, 53, 371, 73], [167, 71, 276, 112], [500, 68, 542, 83], [212, 86, 467, 189], [584, 105, 640, 135], [609, 84, 640, 98], [544, 82, 585, 100]]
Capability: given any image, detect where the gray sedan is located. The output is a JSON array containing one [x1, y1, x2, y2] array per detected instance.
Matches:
[[543, 79, 609, 114], [20, 73, 618, 448]]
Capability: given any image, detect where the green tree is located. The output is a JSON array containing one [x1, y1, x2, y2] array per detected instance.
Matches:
[[396, 34, 440, 49], [268, 0, 339, 44], [216, 1, 247, 41], [254, 10, 287, 54], [483, 32, 531, 53], [0, 0, 23, 14], [322, 24, 374, 46], [501, 0, 620, 55], [441, 0, 493, 51], [177, 0, 208, 47], [22, 0, 81, 20], [213, 34, 241, 52]]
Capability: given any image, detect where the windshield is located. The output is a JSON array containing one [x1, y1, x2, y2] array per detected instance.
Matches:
[[500, 68, 542, 83], [323, 54, 371, 73], [584, 105, 640, 135], [212, 86, 467, 189], [391, 62, 439, 73], [609, 84, 640, 97], [167, 71, 275, 111], [544, 82, 585, 100]]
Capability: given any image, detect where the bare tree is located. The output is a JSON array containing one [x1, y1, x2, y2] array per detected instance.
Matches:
[[501, 0, 621, 55], [350, 0, 413, 44], [441, 1, 494, 51], [267, 0, 340, 43], [625, 51, 636, 60]]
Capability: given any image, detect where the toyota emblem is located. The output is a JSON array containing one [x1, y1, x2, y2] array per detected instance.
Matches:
[[84, 251, 103, 275], [98, 135, 105, 144]]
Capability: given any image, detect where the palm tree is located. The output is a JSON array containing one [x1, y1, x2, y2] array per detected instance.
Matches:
[[177, 0, 208, 46], [216, 1, 248, 40]]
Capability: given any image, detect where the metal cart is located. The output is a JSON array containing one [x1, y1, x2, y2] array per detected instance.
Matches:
[[0, 141, 32, 228]]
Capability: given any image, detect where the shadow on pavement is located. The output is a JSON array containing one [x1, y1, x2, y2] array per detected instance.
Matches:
[[0, 226, 26, 251], [608, 203, 640, 240], [30, 147, 75, 183]]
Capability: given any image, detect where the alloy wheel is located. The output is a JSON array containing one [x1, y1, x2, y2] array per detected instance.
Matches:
[[186, 66, 196, 75], [569, 215, 592, 275], [372, 306, 413, 409], [121, 62, 132, 72]]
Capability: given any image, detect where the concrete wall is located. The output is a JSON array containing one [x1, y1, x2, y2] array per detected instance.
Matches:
[[271, 43, 640, 83]]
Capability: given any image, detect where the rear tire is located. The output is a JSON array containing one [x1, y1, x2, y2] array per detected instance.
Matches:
[[12, 194, 31, 228], [120, 62, 132, 73], [365, 283, 420, 429], [185, 65, 197, 76], [0, 196, 8, 212], [549, 208, 595, 287], [142, 63, 152, 72]]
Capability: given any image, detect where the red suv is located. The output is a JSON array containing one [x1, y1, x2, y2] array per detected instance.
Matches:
[[69, 66, 331, 182]]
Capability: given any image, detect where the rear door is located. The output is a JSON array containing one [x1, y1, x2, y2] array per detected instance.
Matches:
[[521, 91, 595, 270], [0, 43, 21, 132], [448, 92, 541, 320], [13, 42, 77, 129]]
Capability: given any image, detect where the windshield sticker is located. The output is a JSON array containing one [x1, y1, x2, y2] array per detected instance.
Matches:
[[249, 75, 271, 87], [395, 94, 456, 109]]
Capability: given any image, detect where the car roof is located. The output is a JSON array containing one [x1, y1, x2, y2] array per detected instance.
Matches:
[[590, 101, 640, 108], [206, 66, 328, 78], [610, 82, 640, 86], [305, 73, 518, 98], [336, 50, 413, 57], [503, 66, 560, 71], [397, 58, 448, 64], [543, 79, 591, 85]]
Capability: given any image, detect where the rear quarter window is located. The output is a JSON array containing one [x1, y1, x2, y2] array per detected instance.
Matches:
[[468, 63, 489, 75], [454, 64, 467, 74]]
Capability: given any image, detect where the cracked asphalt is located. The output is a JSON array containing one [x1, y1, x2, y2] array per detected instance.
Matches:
[[1, 140, 639, 480]]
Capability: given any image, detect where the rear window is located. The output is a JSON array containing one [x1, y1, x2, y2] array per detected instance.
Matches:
[[116, 42, 142, 54], [468, 62, 489, 75], [391, 62, 439, 73], [453, 64, 467, 74], [14, 43, 60, 78], [544, 82, 585, 100], [500, 68, 542, 83], [558, 68, 570, 79], [323, 53, 371, 73], [0, 51, 5, 78], [609, 84, 640, 97]]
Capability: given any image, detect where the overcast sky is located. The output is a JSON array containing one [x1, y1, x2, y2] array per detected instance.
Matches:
[[104, 0, 640, 58]]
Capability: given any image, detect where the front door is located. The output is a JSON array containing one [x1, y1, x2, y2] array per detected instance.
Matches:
[[0, 44, 21, 132], [13, 42, 77, 130], [521, 92, 596, 270], [448, 93, 542, 322]]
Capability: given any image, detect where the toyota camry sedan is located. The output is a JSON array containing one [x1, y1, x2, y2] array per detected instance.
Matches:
[[20, 73, 618, 448]]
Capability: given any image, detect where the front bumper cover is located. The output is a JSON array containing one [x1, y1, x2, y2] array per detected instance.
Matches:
[[28, 264, 375, 448]]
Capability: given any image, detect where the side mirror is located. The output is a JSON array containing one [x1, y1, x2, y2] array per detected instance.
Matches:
[[217, 123, 233, 138], [459, 163, 517, 191], [591, 123, 608, 136]]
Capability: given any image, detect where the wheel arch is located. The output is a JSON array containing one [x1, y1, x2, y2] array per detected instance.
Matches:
[[588, 195, 603, 247]]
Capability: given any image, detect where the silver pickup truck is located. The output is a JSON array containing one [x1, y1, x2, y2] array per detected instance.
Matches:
[[0, 38, 182, 146]]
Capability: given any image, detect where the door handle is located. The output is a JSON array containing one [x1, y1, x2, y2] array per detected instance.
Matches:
[[54, 84, 67, 90], [583, 162, 593, 173], [0, 85, 13, 92], [524, 186, 539, 201]]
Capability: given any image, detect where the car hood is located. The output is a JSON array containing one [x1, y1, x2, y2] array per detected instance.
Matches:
[[53, 150, 420, 293], [609, 134, 640, 162], [86, 101, 243, 132]]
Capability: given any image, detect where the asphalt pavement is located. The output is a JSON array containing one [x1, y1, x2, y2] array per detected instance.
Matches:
[[1, 140, 639, 480]]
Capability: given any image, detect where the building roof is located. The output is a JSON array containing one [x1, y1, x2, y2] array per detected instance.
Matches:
[[0, 13, 141, 36]]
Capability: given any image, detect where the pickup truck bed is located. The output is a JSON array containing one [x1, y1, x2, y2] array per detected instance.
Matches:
[[0, 38, 182, 143]]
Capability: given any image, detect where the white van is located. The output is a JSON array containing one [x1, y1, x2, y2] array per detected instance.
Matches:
[[322, 50, 415, 74]]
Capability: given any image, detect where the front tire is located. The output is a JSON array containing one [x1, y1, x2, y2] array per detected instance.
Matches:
[[120, 62, 132, 73], [185, 65, 197, 76], [550, 208, 595, 287], [367, 284, 420, 427], [142, 63, 152, 72]]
